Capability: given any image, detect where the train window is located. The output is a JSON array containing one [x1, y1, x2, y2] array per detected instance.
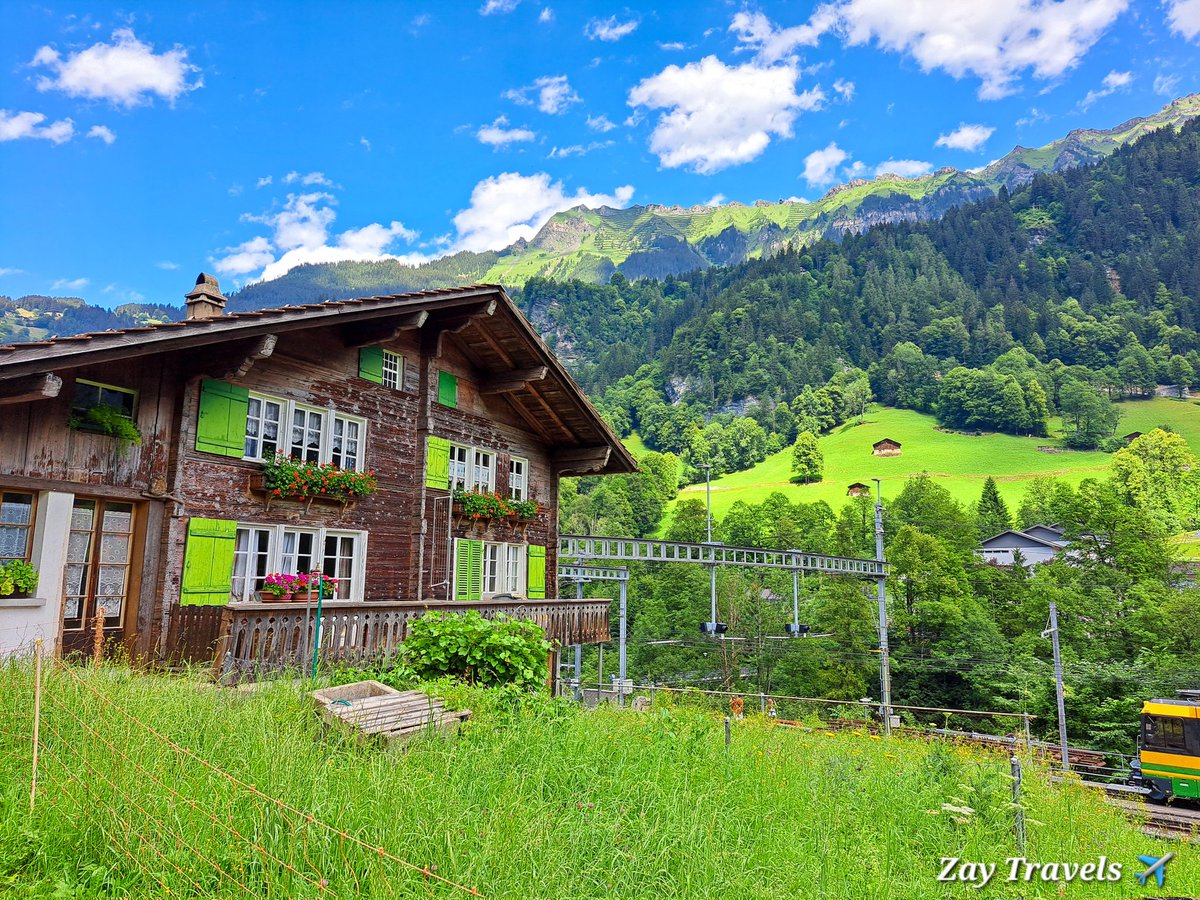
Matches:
[[1147, 717, 1189, 751]]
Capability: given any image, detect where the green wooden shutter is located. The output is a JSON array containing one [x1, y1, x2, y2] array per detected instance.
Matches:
[[195, 379, 249, 458], [454, 539, 483, 601], [181, 518, 238, 606], [527, 544, 546, 599], [426, 435, 451, 489], [358, 346, 384, 384], [437, 370, 458, 408]]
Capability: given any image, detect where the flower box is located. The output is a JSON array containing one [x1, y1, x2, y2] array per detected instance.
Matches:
[[252, 455, 378, 512]]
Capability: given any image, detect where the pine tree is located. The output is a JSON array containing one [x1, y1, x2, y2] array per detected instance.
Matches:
[[976, 477, 1012, 542]]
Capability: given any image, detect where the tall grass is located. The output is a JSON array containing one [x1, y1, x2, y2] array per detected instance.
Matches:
[[0, 661, 1192, 898]]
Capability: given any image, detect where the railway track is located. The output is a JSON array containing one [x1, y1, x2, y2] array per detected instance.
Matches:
[[1105, 796, 1200, 840]]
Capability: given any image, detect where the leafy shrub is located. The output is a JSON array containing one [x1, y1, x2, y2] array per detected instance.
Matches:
[[0, 561, 37, 596], [67, 403, 142, 448], [403, 611, 550, 690]]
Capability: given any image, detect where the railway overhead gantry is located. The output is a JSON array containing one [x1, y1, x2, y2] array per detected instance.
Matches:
[[558, 527, 894, 729]]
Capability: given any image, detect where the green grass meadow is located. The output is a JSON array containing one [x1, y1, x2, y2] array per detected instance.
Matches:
[[0, 663, 1195, 898], [673, 399, 1200, 521]]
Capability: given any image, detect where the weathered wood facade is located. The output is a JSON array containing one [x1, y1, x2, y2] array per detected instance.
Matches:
[[0, 277, 635, 666]]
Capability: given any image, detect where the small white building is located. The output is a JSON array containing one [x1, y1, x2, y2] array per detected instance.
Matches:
[[976, 525, 1067, 569]]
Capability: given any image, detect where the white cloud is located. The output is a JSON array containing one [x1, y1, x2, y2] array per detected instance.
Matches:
[[476, 115, 537, 147], [873, 158, 933, 177], [215, 192, 421, 281], [733, 2, 1127, 100], [451, 172, 633, 252], [1166, 0, 1200, 40], [547, 140, 613, 158], [803, 142, 849, 185], [935, 122, 995, 151], [539, 8, 554, 23], [1154, 73, 1182, 96], [283, 171, 334, 186], [228, 184, 244, 197], [86, 124, 116, 144], [214, 236, 276, 277], [32, 28, 201, 107], [481, 0, 519, 13], [155, 261, 179, 270], [586, 113, 617, 132], [658, 41, 689, 50], [705, 193, 726, 206], [360, 136, 372, 151], [0, 267, 26, 277], [51, 277, 89, 292], [256, 176, 273, 188], [1078, 69, 1133, 109], [504, 75, 581, 114], [585, 15, 639, 41], [1016, 106, 1051, 126], [0, 110, 74, 144], [729, 9, 834, 63], [628, 56, 824, 174], [832, 78, 855, 100]]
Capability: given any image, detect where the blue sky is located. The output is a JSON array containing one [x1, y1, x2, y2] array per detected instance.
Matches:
[[2, 0, 1200, 308]]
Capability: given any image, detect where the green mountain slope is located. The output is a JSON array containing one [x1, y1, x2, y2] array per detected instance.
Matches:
[[225, 94, 1200, 310]]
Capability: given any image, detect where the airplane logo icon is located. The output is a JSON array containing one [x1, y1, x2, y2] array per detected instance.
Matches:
[[1135, 852, 1174, 888]]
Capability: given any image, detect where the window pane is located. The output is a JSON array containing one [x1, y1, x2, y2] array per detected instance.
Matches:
[[382, 351, 402, 390], [0, 492, 33, 563], [323, 534, 356, 600]]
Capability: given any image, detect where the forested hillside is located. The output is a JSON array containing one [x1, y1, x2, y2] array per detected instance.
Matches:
[[541, 116, 1200, 483]]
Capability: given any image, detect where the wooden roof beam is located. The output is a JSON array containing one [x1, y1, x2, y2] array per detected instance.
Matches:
[[553, 446, 612, 475], [223, 334, 278, 380], [341, 311, 428, 348], [0, 372, 62, 406], [480, 366, 549, 395], [429, 299, 496, 356]]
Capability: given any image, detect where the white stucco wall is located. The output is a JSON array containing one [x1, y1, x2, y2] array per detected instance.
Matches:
[[0, 490, 70, 657]]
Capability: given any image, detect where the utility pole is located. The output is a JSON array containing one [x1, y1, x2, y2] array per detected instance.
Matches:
[[873, 478, 892, 736], [698, 462, 725, 635], [573, 579, 583, 702], [1045, 601, 1069, 773], [618, 573, 627, 707]]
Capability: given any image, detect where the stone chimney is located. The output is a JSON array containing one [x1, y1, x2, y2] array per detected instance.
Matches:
[[184, 272, 227, 319]]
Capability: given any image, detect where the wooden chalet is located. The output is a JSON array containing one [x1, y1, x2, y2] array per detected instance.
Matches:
[[846, 482, 869, 497], [0, 275, 635, 675], [871, 438, 902, 457]]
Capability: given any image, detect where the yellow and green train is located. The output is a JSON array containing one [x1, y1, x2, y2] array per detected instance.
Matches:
[[1132, 692, 1200, 802]]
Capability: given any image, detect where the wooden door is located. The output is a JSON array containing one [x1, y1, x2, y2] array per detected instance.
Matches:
[[61, 499, 137, 656]]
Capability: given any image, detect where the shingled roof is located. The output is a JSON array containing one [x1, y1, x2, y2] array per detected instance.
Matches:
[[0, 283, 637, 475]]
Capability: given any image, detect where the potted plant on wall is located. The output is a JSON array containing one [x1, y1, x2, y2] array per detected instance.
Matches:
[[452, 488, 515, 530], [67, 404, 143, 450], [290, 572, 338, 602], [259, 573, 300, 603], [258, 453, 379, 511], [511, 498, 541, 535], [0, 561, 39, 599]]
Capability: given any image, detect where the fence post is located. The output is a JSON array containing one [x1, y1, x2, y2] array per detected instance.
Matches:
[[92, 607, 106, 668], [30, 638, 42, 812], [724, 716, 731, 748], [1010, 755, 1026, 853], [760, 692, 767, 715]]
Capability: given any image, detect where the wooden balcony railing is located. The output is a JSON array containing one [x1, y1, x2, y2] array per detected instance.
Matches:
[[213, 597, 611, 678]]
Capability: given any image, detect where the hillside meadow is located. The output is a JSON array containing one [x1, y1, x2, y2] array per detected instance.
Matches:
[[671, 399, 1200, 522], [0, 663, 1193, 899]]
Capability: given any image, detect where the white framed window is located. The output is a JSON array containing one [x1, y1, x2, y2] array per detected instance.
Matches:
[[243, 392, 367, 470], [473, 449, 494, 492], [381, 350, 404, 390], [450, 443, 496, 492], [481, 542, 526, 596], [509, 457, 528, 501], [245, 394, 283, 461], [290, 405, 324, 463], [331, 414, 362, 470], [231, 523, 367, 602], [449, 444, 471, 491]]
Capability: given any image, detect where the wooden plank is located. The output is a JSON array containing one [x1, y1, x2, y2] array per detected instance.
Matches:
[[0, 372, 61, 405], [341, 312, 429, 348], [358, 708, 469, 736], [479, 367, 549, 395]]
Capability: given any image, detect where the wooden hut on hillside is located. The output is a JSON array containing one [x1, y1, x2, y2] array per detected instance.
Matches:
[[872, 438, 902, 457]]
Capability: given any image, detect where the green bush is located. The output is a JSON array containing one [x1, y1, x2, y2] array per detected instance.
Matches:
[[403, 611, 550, 690]]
